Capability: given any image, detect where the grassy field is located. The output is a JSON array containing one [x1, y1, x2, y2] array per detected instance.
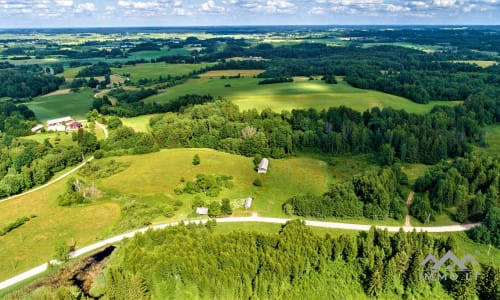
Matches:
[[0, 147, 496, 284], [475, 124, 500, 157], [145, 73, 459, 114], [22, 131, 75, 147], [120, 114, 160, 132], [0, 179, 120, 281], [110, 62, 215, 83], [26, 89, 94, 121], [101, 148, 331, 218]]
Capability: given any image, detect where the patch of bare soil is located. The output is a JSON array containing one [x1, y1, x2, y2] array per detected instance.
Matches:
[[41, 89, 71, 97], [13, 245, 115, 297]]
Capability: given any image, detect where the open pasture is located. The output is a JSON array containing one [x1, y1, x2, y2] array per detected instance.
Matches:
[[145, 74, 459, 114]]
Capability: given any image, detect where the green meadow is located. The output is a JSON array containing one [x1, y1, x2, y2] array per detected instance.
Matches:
[[475, 124, 500, 157], [0, 147, 494, 283], [0, 178, 120, 281], [101, 148, 331, 218], [120, 114, 160, 132], [110, 62, 215, 83], [26, 89, 95, 121], [145, 71, 459, 113]]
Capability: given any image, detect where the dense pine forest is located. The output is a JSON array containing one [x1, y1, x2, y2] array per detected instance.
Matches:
[[24, 221, 499, 299]]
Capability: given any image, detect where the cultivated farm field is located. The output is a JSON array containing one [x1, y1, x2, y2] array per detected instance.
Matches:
[[26, 89, 95, 121], [110, 62, 215, 83]]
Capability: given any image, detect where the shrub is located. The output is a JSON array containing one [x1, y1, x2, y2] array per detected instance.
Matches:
[[253, 178, 262, 187]]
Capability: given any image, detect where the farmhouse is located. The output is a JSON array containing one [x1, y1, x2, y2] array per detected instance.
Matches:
[[46, 116, 74, 132], [46, 116, 85, 132], [244, 197, 253, 210], [257, 158, 269, 174], [69, 121, 83, 130], [196, 207, 209, 215], [46, 116, 73, 127]]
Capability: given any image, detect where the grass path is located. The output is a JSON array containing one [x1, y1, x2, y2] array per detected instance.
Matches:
[[405, 191, 415, 227]]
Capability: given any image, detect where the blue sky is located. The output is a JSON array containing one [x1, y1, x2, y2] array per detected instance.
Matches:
[[0, 0, 498, 28]]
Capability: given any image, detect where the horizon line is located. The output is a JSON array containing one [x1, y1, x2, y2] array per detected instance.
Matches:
[[1, 24, 499, 30]]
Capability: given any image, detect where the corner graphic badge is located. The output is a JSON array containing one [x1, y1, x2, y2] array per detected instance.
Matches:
[[420, 250, 479, 281]]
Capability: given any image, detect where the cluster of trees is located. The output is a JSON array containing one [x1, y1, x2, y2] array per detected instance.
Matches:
[[0, 65, 64, 98], [70, 75, 110, 90], [99, 126, 159, 156], [175, 174, 233, 197], [0, 130, 98, 197], [0, 101, 36, 136], [468, 207, 500, 248], [0, 140, 81, 197], [284, 166, 407, 220], [83, 220, 499, 299], [78, 159, 130, 179], [56, 177, 92, 206], [413, 154, 500, 223], [76, 62, 111, 77], [258, 77, 293, 85], [108, 87, 157, 103], [147, 99, 483, 164], [95, 94, 214, 118]]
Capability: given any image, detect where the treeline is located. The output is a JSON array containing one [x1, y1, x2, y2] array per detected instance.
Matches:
[[147, 99, 483, 164], [414, 154, 500, 223], [95, 94, 214, 118], [76, 62, 111, 77], [343, 28, 500, 54], [82, 220, 499, 299], [108, 87, 157, 103], [258, 77, 293, 85], [284, 166, 407, 220], [0, 101, 36, 136], [0, 65, 64, 98], [207, 42, 499, 104], [0, 130, 97, 197]]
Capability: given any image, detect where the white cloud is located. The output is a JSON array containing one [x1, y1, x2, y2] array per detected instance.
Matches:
[[172, 7, 192, 15], [433, 0, 457, 7], [118, 0, 160, 9], [240, 0, 297, 14], [54, 0, 73, 6], [75, 2, 95, 13], [200, 0, 227, 14], [309, 6, 326, 15], [105, 5, 116, 11]]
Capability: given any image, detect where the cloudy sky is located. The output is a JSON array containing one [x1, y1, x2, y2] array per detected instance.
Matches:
[[0, 0, 498, 28]]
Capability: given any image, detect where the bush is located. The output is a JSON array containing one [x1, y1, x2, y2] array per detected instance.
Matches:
[[192, 154, 200, 166], [253, 178, 262, 187], [94, 150, 105, 159]]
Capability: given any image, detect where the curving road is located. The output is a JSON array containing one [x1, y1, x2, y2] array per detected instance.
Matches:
[[0, 216, 481, 291], [94, 121, 109, 138]]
